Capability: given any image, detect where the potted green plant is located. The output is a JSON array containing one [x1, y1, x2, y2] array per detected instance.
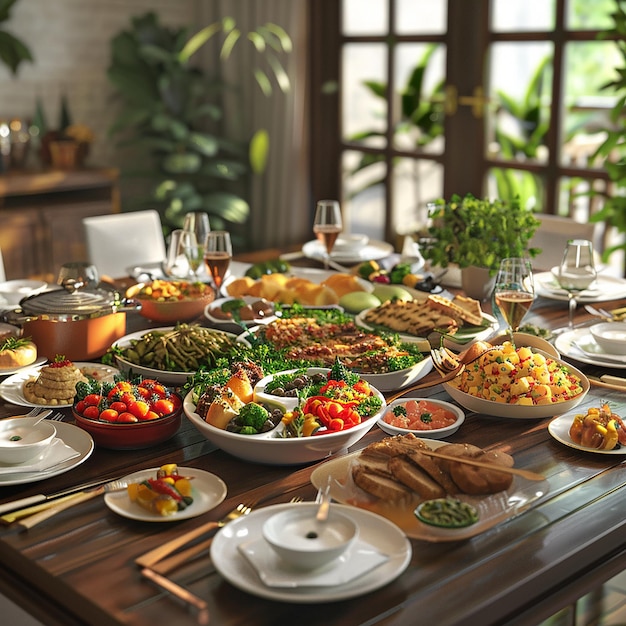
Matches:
[[421, 193, 541, 300]]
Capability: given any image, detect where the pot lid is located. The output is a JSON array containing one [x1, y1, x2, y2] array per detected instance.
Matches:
[[20, 285, 122, 317]]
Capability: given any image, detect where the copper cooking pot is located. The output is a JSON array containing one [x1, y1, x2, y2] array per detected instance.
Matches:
[[6, 281, 140, 361]]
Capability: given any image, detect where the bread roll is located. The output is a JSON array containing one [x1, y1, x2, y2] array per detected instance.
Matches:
[[0, 338, 37, 369]]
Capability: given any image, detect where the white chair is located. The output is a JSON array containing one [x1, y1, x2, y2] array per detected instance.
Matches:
[[82, 210, 167, 279], [529, 214, 599, 271]]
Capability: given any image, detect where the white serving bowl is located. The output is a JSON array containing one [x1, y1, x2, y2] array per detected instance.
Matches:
[[0, 418, 56, 464], [377, 397, 465, 439], [590, 322, 626, 355], [489, 332, 559, 358], [443, 353, 589, 419], [183, 371, 385, 465], [263, 503, 358, 570]]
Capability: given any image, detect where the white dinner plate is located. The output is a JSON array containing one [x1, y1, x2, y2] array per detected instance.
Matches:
[[302, 239, 395, 265], [0, 362, 120, 408], [554, 328, 626, 369], [0, 356, 47, 377], [548, 413, 626, 455], [0, 422, 94, 486], [104, 466, 227, 522], [535, 271, 626, 303], [210, 502, 411, 602], [310, 443, 549, 542]]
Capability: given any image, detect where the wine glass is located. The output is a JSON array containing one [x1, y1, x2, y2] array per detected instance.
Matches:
[[313, 200, 343, 270], [182, 211, 210, 277], [179, 230, 204, 280], [556, 239, 597, 329], [493, 257, 536, 339], [203, 231, 232, 298]]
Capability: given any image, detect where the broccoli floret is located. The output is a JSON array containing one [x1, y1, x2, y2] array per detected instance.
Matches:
[[329, 358, 358, 385], [238, 402, 271, 432]]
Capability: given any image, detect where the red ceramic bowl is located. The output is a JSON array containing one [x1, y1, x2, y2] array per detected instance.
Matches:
[[72, 398, 183, 450]]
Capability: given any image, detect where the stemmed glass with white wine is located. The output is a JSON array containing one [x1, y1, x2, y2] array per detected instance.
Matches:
[[181, 211, 211, 280], [203, 231, 232, 298], [556, 239, 597, 329], [494, 257, 536, 339], [313, 200, 343, 270]]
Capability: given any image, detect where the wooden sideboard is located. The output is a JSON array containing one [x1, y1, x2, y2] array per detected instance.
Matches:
[[0, 168, 120, 281]]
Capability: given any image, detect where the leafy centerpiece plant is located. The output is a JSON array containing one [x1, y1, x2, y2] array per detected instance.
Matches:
[[421, 193, 541, 300]]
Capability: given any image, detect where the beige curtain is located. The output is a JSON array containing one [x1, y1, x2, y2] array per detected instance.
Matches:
[[198, 0, 310, 251]]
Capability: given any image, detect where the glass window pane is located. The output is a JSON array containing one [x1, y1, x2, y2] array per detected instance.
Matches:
[[395, 0, 446, 34], [487, 42, 553, 165], [561, 40, 619, 168], [343, 0, 388, 35], [485, 167, 545, 212], [394, 43, 446, 155], [392, 157, 443, 239], [491, 0, 555, 31], [567, 0, 616, 30], [342, 44, 388, 147], [342, 150, 386, 241]]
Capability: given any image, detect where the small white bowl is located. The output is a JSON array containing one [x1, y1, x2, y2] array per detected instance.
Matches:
[[377, 397, 465, 439], [0, 418, 56, 464], [590, 322, 626, 355], [333, 234, 369, 253], [263, 504, 358, 570]]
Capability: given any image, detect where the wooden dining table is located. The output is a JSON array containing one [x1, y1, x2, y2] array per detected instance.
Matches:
[[0, 254, 625, 626]]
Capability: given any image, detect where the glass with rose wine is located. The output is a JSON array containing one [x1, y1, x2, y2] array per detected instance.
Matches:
[[203, 231, 232, 298], [493, 257, 535, 339], [313, 200, 343, 269]]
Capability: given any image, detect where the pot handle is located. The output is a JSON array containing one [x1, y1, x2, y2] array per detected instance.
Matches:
[[117, 299, 142, 313]]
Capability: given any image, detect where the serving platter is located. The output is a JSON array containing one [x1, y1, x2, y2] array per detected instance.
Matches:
[[112, 326, 236, 385], [310, 443, 549, 542]]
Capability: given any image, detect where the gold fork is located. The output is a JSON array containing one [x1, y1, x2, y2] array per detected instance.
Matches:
[[150, 496, 304, 575], [135, 502, 253, 569]]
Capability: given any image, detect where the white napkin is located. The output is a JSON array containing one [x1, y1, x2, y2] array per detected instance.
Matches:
[[238, 536, 389, 588], [0, 437, 80, 475]]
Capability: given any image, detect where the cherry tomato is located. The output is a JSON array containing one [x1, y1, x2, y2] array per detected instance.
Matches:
[[153, 398, 174, 416], [118, 412, 139, 423], [84, 394, 102, 407], [136, 386, 151, 399], [128, 400, 150, 419], [74, 400, 86, 414], [110, 401, 127, 413], [82, 405, 100, 420], [99, 409, 119, 422], [142, 410, 161, 421], [121, 392, 137, 406]]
